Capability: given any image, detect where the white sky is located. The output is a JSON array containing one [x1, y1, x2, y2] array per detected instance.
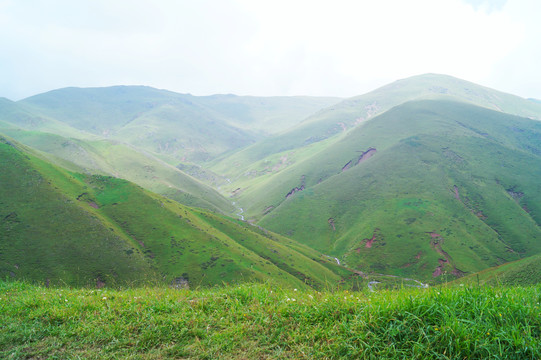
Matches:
[[0, 0, 539, 100]]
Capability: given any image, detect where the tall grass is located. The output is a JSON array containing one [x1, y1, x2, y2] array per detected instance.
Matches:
[[1, 281, 539, 359]]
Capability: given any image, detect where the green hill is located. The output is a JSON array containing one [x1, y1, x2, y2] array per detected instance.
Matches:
[[210, 73, 541, 182], [455, 253, 541, 286], [18, 86, 339, 163], [0, 135, 354, 289], [3, 74, 541, 288], [0, 128, 236, 214], [252, 100, 541, 281]]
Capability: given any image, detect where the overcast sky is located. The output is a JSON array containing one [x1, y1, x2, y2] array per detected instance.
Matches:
[[0, 0, 539, 100]]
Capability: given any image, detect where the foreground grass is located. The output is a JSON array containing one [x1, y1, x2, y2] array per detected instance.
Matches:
[[1, 281, 540, 359]]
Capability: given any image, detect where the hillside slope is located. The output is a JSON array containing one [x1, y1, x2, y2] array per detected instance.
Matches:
[[455, 253, 541, 286], [256, 100, 541, 281], [0, 128, 236, 214], [211, 73, 541, 181], [18, 86, 339, 163], [0, 136, 353, 288]]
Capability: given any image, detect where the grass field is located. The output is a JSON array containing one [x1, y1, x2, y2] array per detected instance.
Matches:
[[1, 280, 540, 359]]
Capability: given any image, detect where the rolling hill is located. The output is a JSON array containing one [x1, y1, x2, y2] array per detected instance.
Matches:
[[18, 86, 340, 163], [253, 100, 541, 281], [2, 73, 541, 287], [210, 73, 541, 183], [0, 127, 236, 214], [0, 135, 354, 288]]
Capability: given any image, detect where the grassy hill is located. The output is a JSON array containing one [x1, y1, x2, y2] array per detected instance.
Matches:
[[2, 281, 540, 359], [210, 73, 541, 182], [250, 100, 541, 281], [0, 97, 91, 139], [3, 74, 541, 288], [0, 135, 355, 289], [0, 128, 236, 214], [455, 253, 541, 286], [18, 86, 339, 163]]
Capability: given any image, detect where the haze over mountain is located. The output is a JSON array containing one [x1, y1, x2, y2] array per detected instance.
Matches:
[[1, 73, 540, 287]]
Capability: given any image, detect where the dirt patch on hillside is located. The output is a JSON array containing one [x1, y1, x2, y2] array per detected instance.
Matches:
[[341, 160, 353, 172], [272, 155, 289, 172], [328, 218, 336, 231], [356, 148, 377, 165], [341, 148, 377, 173], [88, 202, 99, 209], [363, 228, 380, 249], [285, 185, 305, 198], [428, 232, 465, 278], [285, 175, 306, 199], [432, 258, 449, 277], [453, 186, 460, 200]]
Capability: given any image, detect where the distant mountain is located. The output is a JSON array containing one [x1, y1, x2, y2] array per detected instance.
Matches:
[[211, 74, 541, 181], [0, 135, 352, 288], [18, 86, 340, 163], [1, 87, 339, 215]]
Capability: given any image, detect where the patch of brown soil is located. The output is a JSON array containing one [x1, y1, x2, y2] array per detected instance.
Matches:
[[285, 185, 305, 198], [341, 160, 353, 172], [263, 206, 274, 215], [453, 185, 460, 200], [432, 258, 448, 277], [428, 232, 464, 278], [356, 148, 377, 165], [272, 155, 289, 172], [364, 228, 380, 248], [285, 176, 306, 198], [88, 202, 99, 209], [328, 218, 336, 231]]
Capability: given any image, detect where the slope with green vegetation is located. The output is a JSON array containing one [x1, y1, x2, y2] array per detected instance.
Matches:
[[0, 128, 235, 214], [456, 253, 541, 287], [2, 281, 540, 359], [0, 136, 354, 289], [17, 86, 339, 163], [253, 100, 541, 281], [211, 73, 541, 184], [0, 97, 91, 139]]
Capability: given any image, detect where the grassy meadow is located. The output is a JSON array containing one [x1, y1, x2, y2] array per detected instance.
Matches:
[[1, 280, 540, 359]]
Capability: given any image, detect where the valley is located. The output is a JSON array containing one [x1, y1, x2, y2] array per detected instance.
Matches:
[[1, 74, 540, 289]]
